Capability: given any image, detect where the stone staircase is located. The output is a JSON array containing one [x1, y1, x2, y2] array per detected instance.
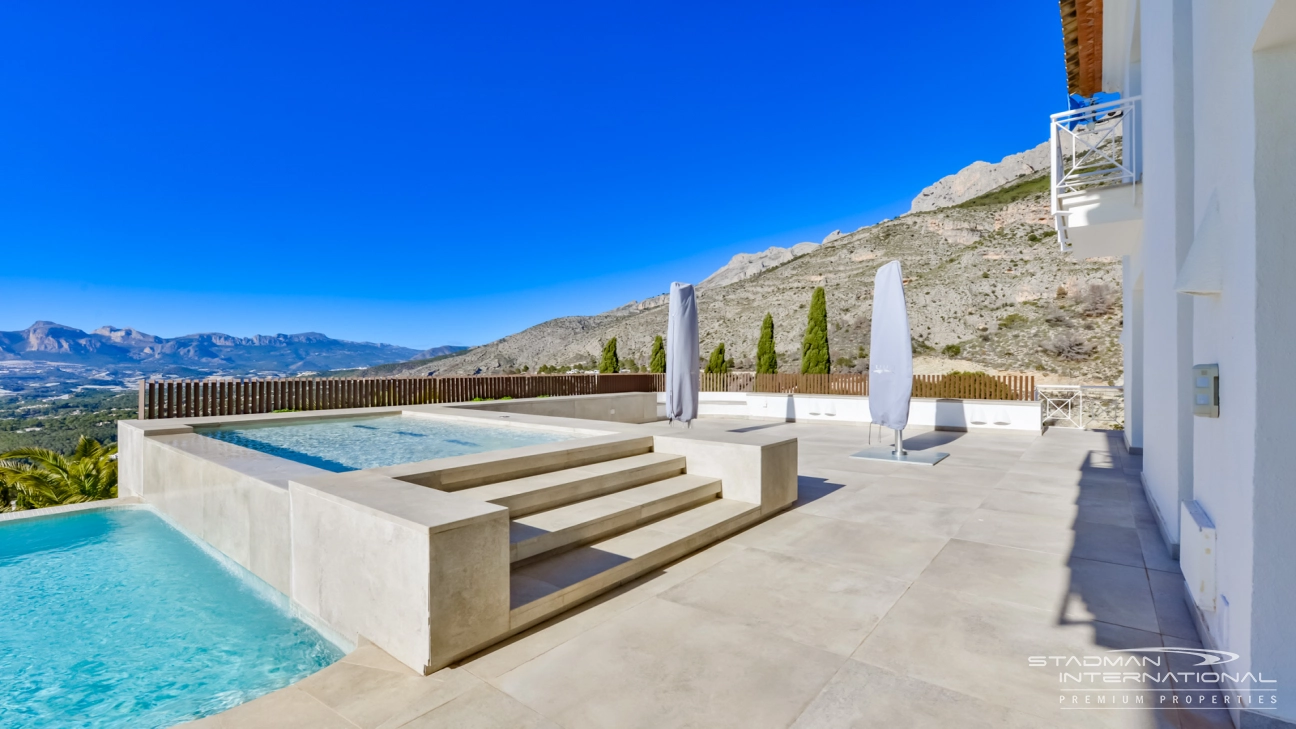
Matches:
[[454, 440, 762, 632]]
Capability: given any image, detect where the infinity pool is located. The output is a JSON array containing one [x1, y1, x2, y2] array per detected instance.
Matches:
[[0, 508, 342, 728], [201, 414, 576, 472]]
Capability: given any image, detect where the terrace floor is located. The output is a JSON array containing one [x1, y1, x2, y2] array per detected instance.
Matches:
[[187, 420, 1224, 729]]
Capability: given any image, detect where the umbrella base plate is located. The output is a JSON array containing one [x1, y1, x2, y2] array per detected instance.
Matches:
[[849, 447, 949, 466]]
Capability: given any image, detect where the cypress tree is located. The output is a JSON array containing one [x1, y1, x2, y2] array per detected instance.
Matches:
[[801, 287, 831, 374], [756, 313, 778, 374], [599, 338, 620, 373], [704, 343, 728, 374], [649, 335, 666, 373]]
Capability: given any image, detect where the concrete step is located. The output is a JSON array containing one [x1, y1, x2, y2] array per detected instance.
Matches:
[[455, 452, 686, 517], [509, 473, 722, 564], [508, 498, 762, 632]]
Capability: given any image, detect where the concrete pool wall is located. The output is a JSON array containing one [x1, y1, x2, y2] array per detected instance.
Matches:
[[118, 393, 798, 675]]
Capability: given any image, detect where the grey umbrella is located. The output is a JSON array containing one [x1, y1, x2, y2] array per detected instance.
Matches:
[[665, 282, 699, 424]]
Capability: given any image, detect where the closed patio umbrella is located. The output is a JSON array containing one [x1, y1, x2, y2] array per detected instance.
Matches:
[[852, 261, 948, 465], [665, 282, 699, 425]]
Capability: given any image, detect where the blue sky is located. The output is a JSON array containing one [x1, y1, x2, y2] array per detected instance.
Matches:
[[0, 1, 1064, 350]]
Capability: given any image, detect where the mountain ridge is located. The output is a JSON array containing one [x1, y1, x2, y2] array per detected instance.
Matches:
[[0, 321, 426, 374]]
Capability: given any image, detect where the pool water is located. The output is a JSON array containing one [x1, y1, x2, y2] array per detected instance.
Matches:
[[201, 414, 575, 472], [0, 509, 342, 728]]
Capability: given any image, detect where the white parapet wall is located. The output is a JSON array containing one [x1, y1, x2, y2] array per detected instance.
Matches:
[[657, 392, 1042, 432]]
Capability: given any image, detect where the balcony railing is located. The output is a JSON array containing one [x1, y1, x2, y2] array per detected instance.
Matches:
[[1050, 96, 1141, 251]]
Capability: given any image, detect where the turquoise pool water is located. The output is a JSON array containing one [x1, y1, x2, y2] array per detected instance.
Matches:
[[201, 414, 575, 472], [0, 508, 342, 728]]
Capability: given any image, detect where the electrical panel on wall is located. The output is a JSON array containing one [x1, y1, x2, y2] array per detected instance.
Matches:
[[1193, 364, 1220, 417]]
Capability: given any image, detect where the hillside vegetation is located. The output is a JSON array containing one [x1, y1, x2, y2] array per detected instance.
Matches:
[[385, 172, 1123, 384]]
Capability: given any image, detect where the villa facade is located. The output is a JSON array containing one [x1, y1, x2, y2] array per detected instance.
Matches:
[[1054, 2, 1296, 725]]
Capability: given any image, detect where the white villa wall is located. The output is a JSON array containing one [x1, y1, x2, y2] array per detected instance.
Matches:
[[1120, 1, 1294, 724], [1251, 6, 1296, 721], [1137, 0, 1198, 555], [1179, 1, 1266, 712]]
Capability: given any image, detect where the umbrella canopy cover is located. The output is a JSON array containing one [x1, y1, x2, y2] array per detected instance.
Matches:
[[868, 261, 913, 430], [665, 282, 700, 423]]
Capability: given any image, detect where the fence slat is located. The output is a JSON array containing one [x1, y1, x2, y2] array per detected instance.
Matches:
[[138, 371, 1042, 418]]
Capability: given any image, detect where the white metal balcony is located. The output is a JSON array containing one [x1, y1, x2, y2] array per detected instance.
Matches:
[[1050, 96, 1142, 257]]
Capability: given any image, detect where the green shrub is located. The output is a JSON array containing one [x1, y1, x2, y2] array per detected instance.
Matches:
[[599, 338, 620, 374], [649, 335, 666, 373], [998, 313, 1028, 329], [705, 343, 730, 374], [800, 287, 830, 374], [942, 344, 962, 357], [756, 314, 778, 374]]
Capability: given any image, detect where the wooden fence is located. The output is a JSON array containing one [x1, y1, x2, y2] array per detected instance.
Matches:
[[137, 371, 1034, 419]]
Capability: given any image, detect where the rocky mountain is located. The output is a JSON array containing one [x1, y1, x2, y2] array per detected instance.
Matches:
[[380, 161, 1124, 384], [909, 141, 1051, 213], [0, 321, 423, 375], [699, 241, 821, 289], [412, 344, 471, 360]]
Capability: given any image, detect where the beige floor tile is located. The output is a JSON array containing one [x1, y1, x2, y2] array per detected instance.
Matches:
[[1065, 556, 1160, 633], [196, 687, 355, 729], [980, 486, 1136, 528], [1137, 523, 1181, 574], [374, 669, 484, 729], [660, 547, 910, 655], [795, 488, 976, 538], [917, 539, 1159, 633], [856, 583, 1165, 725], [1070, 520, 1146, 568], [466, 542, 744, 681], [883, 463, 1010, 489], [850, 476, 994, 508], [495, 597, 845, 729], [752, 512, 951, 580], [956, 507, 1078, 554], [296, 660, 456, 729], [790, 659, 1051, 728], [398, 683, 559, 728], [1146, 569, 1198, 642], [790, 474, 869, 510], [956, 507, 1146, 568]]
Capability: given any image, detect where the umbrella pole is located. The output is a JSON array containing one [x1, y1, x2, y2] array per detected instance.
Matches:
[[894, 428, 907, 457]]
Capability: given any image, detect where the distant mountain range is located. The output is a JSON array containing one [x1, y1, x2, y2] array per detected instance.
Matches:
[[0, 321, 458, 375]]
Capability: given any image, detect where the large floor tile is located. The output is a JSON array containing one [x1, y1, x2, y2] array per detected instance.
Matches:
[[956, 508, 1145, 568], [853, 476, 995, 508], [752, 512, 950, 580], [495, 597, 845, 729], [795, 488, 976, 538], [193, 687, 356, 729], [1137, 523, 1181, 574], [296, 660, 454, 729], [856, 583, 1166, 726], [956, 507, 1079, 554], [1146, 569, 1199, 642], [790, 659, 1049, 729], [466, 542, 744, 681], [980, 486, 1135, 528], [660, 547, 909, 655], [917, 539, 1159, 633], [399, 683, 560, 729]]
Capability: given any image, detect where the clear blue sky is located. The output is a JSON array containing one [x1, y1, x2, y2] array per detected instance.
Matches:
[[0, 1, 1064, 350]]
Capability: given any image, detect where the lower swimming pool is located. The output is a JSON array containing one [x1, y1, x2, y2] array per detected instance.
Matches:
[[200, 413, 577, 472], [0, 508, 343, 728]]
